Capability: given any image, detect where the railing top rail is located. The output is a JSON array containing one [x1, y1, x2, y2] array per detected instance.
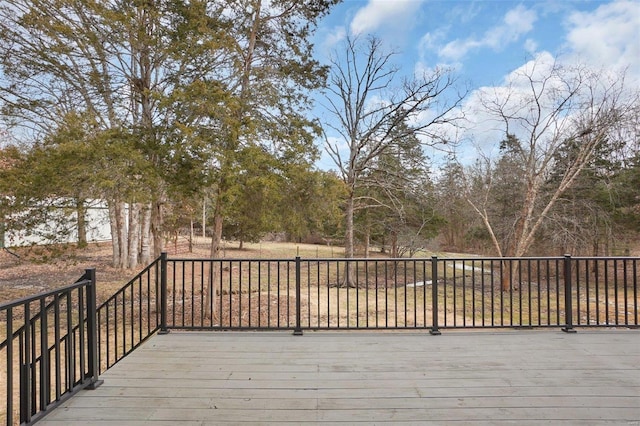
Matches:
[[571, 256, 640, 261], [0, 277, 92, 311], [165, 255, 640, 262], [97, 257, 160, 310]]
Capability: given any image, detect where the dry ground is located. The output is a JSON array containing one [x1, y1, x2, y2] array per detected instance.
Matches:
[[0, 240, 346, 305], [0, 243, 131, 304]]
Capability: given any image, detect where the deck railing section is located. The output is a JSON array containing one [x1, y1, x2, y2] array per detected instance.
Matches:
[[1, 258, 163, 426], [570, 257, 639, 328], [96, 256, 162, 373], [162, 255, 639, 333], [0, 270, 100, 426]]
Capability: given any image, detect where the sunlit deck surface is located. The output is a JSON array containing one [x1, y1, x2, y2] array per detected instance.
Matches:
[[39, 330, 639, 425]]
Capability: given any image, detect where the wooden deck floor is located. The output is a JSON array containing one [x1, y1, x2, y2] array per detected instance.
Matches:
[[39, 330, 639, 425]]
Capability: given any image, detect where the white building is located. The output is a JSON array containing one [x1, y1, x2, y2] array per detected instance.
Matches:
[[1, 199, 112, 248]]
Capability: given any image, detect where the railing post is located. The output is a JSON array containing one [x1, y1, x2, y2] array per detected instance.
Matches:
[[6, 307, 14, 426], [562, 254, 576, 333], [21, 303, 31, 424], [159, 252, 169, 334], [39, 297, 50, 407], [430, 256, 441, 335], [293, 256, 303, 335], [85, 268, 103, 389]]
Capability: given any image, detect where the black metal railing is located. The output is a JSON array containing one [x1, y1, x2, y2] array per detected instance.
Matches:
[[0, 270, 100, 426], [161, 254, 639, 333], [2, 253, 638, 425], [95, 256, 162, 374], [1, 257, 163, 426]]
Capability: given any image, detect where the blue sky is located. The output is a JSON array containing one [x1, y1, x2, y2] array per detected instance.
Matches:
[[312, 0, 640, 169]]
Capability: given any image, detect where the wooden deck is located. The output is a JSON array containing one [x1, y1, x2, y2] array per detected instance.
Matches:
[[39, 330, 639, 425]]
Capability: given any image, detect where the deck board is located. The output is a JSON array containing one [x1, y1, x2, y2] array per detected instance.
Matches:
[[38, 330, 640, 425]]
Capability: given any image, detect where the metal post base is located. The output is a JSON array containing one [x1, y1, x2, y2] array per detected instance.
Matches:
[[87, 379, 104, 390]]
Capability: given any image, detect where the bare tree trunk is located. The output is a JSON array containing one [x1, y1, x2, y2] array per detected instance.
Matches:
[[151, 199, 164, 258], [204, 200, 223, 321], [211, 212, 224, 256], [202, 197, 206, 238], [340, 194, 357, 288], [391, 231, 399, 259], [464, 197, 511, 290], [210, 204, 224, 257], [108, 201, 120, 267], [115, 202, 128, 269], [139, 203, 152, 264], [345, 194, 355, 258], [131, 1, 163, 261], [500, 245, 518, 292], [76, 198, 87, 248], [127, 203, 141, 268], [363, 226, 370, 258], [189, 218, 194, 253]]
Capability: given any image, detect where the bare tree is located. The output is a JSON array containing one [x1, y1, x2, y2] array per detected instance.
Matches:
[[460, 56, 637, 290], [324, 35, 463, 263]]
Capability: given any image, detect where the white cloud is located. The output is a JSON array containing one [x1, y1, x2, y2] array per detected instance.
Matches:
[[451, 0, 640, 158], [564, 0, 640, 82], [438, 39, 481, 62], [504, 5, 537, 32], [350, 0, 425, 35], [503, 51, 557, 88], [419, 28, 448, 52], [449, 2, 482, 25], [452, 51, 567, 158], [414, 59, 450, 74], [524, 38, 538, 54], [438, 5, 537, 61], [323, 26, 347, 50]]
